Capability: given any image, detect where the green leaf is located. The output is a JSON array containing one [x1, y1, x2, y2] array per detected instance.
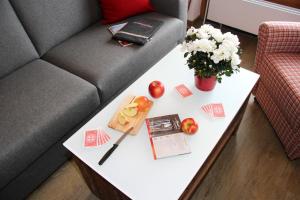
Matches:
[[225, 71, 232, 76]]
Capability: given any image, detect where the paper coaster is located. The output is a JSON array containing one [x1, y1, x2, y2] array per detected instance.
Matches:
[[201, 103, 225, 118], [175, 84, 193, 97], [84, 129, 110, 147]]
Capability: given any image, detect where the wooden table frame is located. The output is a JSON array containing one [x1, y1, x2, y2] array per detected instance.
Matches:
[[73, 94, 251, 200]]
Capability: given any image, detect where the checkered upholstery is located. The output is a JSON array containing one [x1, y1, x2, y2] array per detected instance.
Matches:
[[253, 21, 300, 160], [258, 53, 300, 130], [255, 82, 300, 160], [255, 21, 300, 64]]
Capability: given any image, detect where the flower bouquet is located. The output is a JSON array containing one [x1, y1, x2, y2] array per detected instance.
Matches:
[[182, 24, 241, 90]]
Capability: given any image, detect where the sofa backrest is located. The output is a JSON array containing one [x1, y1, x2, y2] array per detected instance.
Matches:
[[9, 0, 101, 56], [0, 0, 38, 79]]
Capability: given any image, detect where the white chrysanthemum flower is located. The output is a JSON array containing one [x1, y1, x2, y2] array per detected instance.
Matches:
[[222, 40, 238, 54], [231, 53, 241, 66], [211, 48, 225, 64], [187, 26, 196, 36], [199, 24, 214, 34], [181, 41, 193, 53], [221, 45, 232, 60], [223, 32, 240, 46], [194, 39, 216, 53], [210, 29, 224, 43], [185, 41, 197, 53], [196, 30, 209, 39], [211, 41, 237, 63]]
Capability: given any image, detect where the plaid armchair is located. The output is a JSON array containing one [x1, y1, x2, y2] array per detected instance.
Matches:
[[253, 21, 300, 160]]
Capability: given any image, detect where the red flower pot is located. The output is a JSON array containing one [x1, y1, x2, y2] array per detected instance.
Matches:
[[194, 76, 217, 91]]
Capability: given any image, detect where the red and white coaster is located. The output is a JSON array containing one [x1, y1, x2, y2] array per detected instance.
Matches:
[[84, 130, 98, 147], [211, 103, 225, 118], [98, 129, 110, 145], [84, 129, 110, 147], [175, 84, 193, 98], [201, 103, 225, 118]]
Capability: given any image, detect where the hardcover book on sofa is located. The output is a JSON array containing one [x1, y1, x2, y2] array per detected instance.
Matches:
[[145, 114, 191, 160], [113, 18, 162, 45], [108, 23, 133, 47]]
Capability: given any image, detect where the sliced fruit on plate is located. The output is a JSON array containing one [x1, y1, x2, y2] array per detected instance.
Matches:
[[118, 111, 130, 125], [123, 106, 138, 117], [124, 102, 138, 108]]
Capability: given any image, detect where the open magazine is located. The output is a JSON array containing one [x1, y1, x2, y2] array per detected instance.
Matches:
[[145, 114, 191, 160], [108, 23, 133, 47]]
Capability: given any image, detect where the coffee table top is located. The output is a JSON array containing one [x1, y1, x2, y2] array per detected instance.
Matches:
[[63, 45, 259, 200]]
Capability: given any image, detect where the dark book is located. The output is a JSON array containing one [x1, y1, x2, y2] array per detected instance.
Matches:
[[108, 22, 133, 47], [113, 18, 162, 45]]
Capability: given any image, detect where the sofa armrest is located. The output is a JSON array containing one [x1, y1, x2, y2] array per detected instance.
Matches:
[[254, 21, 300, 71], [151, 0, 188, 40]]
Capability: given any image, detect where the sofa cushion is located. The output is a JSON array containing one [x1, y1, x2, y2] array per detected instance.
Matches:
[[100, 0, 154, 24], [9, 0, 101, 56], [43, 12, 183, 104], [0, 0, 38, 78], [0, 59, 100, 189], [258, 53, 300, 131]]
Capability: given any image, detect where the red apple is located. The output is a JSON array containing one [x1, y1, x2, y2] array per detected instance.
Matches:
[[181, 118, 198, 135], [148, 80, 165, 98]]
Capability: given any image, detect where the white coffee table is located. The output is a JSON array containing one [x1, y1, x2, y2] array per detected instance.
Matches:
[[63, 45, 259, 200]]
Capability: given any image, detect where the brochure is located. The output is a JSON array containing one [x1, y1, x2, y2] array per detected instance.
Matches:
[[145, 114, 191, 160]]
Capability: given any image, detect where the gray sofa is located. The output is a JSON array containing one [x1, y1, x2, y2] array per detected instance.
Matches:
[[0, 0, 187, 199]]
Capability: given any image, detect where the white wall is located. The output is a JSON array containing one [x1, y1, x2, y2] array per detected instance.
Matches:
[[188, 0, 202, 21], [207, 0, 300, 34]]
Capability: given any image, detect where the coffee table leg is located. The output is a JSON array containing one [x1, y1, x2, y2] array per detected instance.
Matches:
[[74, 156, 130, 200]]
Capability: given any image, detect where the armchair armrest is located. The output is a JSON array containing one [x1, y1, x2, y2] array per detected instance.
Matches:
[[254, 21, 300, 70], [151, 0, 188, 40]]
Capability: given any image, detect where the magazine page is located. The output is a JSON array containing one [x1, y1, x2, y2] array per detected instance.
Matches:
[[146, 114, 191, 159]]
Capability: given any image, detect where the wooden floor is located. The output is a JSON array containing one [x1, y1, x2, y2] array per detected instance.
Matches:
[[28, 23, 300, 200]]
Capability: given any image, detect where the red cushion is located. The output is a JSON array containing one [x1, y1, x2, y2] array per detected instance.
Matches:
[[100, 0, 154, 24]]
